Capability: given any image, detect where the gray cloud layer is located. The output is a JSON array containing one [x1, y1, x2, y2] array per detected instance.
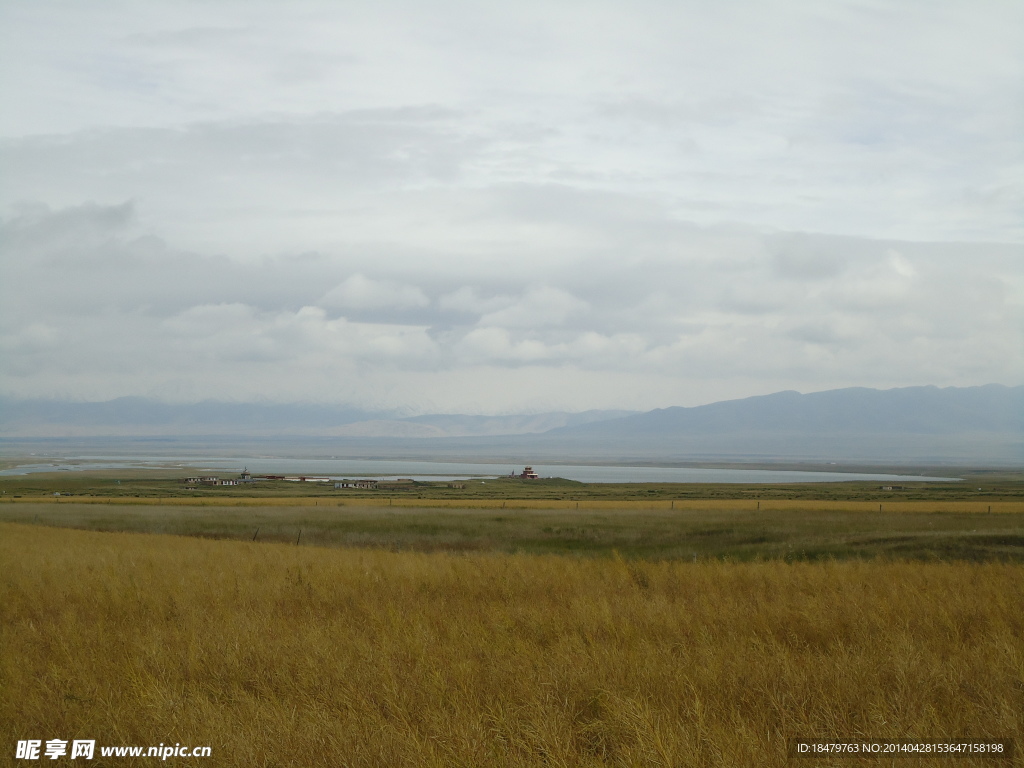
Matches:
[[2, 201, 1019, 412], [1, 1, 1021, 412]]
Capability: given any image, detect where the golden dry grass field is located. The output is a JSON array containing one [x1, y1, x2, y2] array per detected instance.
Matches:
[[2, 522, 1022, 767]]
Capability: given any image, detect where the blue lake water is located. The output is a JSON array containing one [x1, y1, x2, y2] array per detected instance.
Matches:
[[0, 456, 960, 483]]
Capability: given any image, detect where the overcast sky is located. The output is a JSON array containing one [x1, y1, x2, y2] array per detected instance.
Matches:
[[1, 0, 1021, 414]]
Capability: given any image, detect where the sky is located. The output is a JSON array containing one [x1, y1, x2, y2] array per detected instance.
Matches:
[[1, 0, 1021, 415]]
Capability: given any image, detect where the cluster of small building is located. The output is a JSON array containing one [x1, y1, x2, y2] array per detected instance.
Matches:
[[183, 475, 246, 487], [335, 479, 379, 489], [182, 470, 422, 489], [335, 478, 416, 490], [183, 469, 332, 486], [184, 467, 541, 487]]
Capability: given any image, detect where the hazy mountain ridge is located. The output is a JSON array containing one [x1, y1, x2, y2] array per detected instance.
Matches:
[[403, 410, 639, 436], [519, 384, 1023, 465], [544, 385, 1023, 438], [0, 397, 636, 438], [0, 386, 1020, 464]]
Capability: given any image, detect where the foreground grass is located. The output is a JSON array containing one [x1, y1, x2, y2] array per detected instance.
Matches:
[[2, 523, 1022, 766], [3, 501, 1023, 561]]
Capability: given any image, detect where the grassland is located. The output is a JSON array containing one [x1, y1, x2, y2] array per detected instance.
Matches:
[[2, 523, 1021, 767], [3, 469, 1022, 764], [2, 499, 1024, 562], [2, 467, 1022, 562], [3, 468, 1024, 503]]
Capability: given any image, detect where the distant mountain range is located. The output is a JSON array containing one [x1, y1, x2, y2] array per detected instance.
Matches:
[[546, 384, 1023, 438], [524, 384, 1022, 465], [0, 396, 634, 438], [1, 385, 1020, 465]]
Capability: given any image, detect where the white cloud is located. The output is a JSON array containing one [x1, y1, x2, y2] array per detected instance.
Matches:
[[438, 286, 508, 315], [321, 274, 429, 311], [159, 303, 437, 364], [457, 327, 553, 363], [479, 286, 589, 328]]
